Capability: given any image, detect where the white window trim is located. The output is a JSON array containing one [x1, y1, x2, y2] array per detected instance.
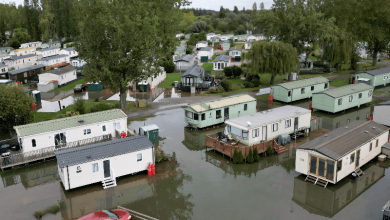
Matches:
[[137, 153, 142, 162]]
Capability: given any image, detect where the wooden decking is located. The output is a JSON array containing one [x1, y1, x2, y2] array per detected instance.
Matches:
[[0, 134, 113, 171], [205, 132, 289, 159]]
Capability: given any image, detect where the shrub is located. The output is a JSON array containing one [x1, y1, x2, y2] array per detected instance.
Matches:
[[313, 51, 320, 58], [65, 111, 79, 117], [45, 204, 60, 214], [233, 147, 239, 164], [251, 78, 260, 87], [73, 98, 86, 114], [94, 97, 99, 102], [223, 66, 233, 78], [208, 87, 217, 93], [254, 147, 260, 162], [247, 148, 254, 163], [241, 63, 247, 67], [186, 48, 192, 54], [246, 73, 253, 82], [266, 145, 273, 155], [180, 35, 185, 40], [161, 59, 175, 73], [238, 149, 244, 163], [243, 82, 254, 88], [233, 66, 243, 78], [33, 210, 45, 219], [220, 80, 232, 91], [214, 44, 221, 50], [90, 103, 111, 113], [252, 73, 260, 80]]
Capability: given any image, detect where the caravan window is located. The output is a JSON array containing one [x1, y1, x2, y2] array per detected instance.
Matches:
[[244, 104, 247, 111], [194, 114, 199, 120], [349, 95, 353, 102], [102, 125, 106, 132], [186, 111, 193, 119], [368, 90, 372, 96], [231, 126, 242, 137], [288, 91, 291, 97], [242, 130, 248, 139], [311, 86, 314, 91], [252, 129, 259, 138], [369, 143, 372, 151], [337, 159, 342, 171], [216, 110, 222, 119], [84, 129, 91, 135], [350, 153, 355, 164], [32, 139, 36, 147], [324, 83, 328, 89], [201, 113, 205, 121], [137, 153, 142, 162], [376, 139, 379, 147], [92, 163, 99, 172], [338, 98, 342, 105], [285, 119, 291, 128], [301, 88, 305, 94], [359, 93, 362, 99], [272, 123, 278, 132]]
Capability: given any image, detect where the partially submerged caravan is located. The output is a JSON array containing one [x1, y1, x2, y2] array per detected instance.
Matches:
[[225, 105, 311, 145], [182, 94, 257, 129], [55, 136, 154, 190], [295, 121, 389, 187]]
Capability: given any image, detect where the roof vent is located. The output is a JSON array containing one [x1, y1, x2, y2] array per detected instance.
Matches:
[[86, 155, 91, 159], [78, 120, 84, 123], [324, 134, 328, 137], [364, 130, 369, 133], [262, 111, 267, 114], [372, 126, 376, 129]]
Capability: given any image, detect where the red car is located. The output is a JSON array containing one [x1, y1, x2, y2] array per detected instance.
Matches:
[[78, 209, 131, 220]]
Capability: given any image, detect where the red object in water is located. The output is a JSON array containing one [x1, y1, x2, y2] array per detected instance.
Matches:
[[221, 47, 223, 50], [120, 132, 124, 138], [353, 80, 355, 84], [268, 94, 273, 102], [369, 116, 373, 121], [123, 132, 127, 138], [85, 82, 88, 88], [151, 164, 155, 175], [17, 81, 20, 86], [31, 103, 36, 109], [309, 102, 312, 110], [78, 209, 131, 220], [147, 164, 152, 176], [149, 84, 151, 91]]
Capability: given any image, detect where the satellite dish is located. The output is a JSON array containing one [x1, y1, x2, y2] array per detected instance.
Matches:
[[247, 121, 252, 127]]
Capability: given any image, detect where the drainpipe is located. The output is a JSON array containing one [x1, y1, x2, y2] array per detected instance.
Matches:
[[152, 145, 155, 165], [66, 166, 70, 190]]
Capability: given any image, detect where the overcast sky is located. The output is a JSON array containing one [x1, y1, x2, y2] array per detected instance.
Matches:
[[6, 0, 274, 11]]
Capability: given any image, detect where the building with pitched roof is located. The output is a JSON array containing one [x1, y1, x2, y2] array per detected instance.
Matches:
[[355, 66, 390, 87], [373, 100, 390, 127], [271, 77, 329, 103], [213, 55, 231, 71], [55, 135, 154, 190], [182, 94, 257, 128], [174, 54, 196, 71], [4, 54, 38, 70], [41, 41, 61, 49], [0, 47, 13, 54], [9, 47, 36, 56], [296, 120, 389, 185], [196, 41, 208, 49], [14, 109, 127, 153], [59, 47, 79, 58], [38, 65, 77, 86], [20, 41, 42, 49], [312, 83, 373, 113], [8, 64, 45, 83], [197, 47, 214, 62], [35, 47, 60, 58], [37, 54, 70, 67]]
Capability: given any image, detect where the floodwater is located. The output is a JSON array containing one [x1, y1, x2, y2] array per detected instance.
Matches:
[[35, 87, 194, 112], [2, 100, 390, 219]]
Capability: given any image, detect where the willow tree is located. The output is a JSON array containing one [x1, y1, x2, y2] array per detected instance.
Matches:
[[322, 30, 354, 71], [248, 41, 299, 85], [76, 0, 187, 109]]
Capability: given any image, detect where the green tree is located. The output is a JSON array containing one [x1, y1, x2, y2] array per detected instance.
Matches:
[[223, 66, 233, 78], [234, 25, 246, 35], [73, 97, 86, 114], [247, 148, 254, 163], [77, 0, 184, 109], [39, 0, 55, 43], [248, 41, 300, 84], [234, 6, 239, 14], [233, 66, 243, 78], [221, 80, 233, 91], [260, 2, 265, 10], [254, 147, 260, 162], [0, 84, 33, 131], [10, 28, 31, 45], [233, 147, 239, 164], [322, 30, 354, 71], [238, 149, 244, 163]]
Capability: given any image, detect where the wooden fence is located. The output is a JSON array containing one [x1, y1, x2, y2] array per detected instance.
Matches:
[[205, 132, 289, 159], [0, 134, 112, 170]]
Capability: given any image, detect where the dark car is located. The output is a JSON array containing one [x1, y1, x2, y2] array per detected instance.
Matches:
[[74, 84, 86, 93]]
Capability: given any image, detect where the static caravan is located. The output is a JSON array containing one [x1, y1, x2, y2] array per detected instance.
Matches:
[[213, 55, 231, 71], [373, 100, 390, 127], [9, 47, 36, 56], [59, 47, 78, 58], [245, 39, 255, 50], [293, 162, 384, 218], [180, 41, 187, 48], [174, 46, 186, 58], [198, 47, 214, 62], [355, 66, 390, 87], [8, 64, 45, 84], [228, 46, 242, 61], [295, 121, 389, 187], [13, 109, 127, 153], [196, 41, 208, 49], [174, 54, 196, 71], [41, 41, 61, 49], [0, 63, 8, 79], [206, 33, 216, 41], [184, 33, 192, 40], [38, 65, 77, 86], [220, 40, 231, 51], [4, 54, 38, 70], [0, 54, 11, 62], [180, 65, 214, 92], [182, 94, 257, 129], [233, 34, 247, 42], [0, 47, 13, 54], [20, 41, 42, 49], [225, 105, 311, 146], [176, 33, 184, 38], [271, 77, 329, 103], [37, 54, 70, 67], [35, 47, 60, 58], [312, 83, 373, 113], [55, 136, 154, 190]]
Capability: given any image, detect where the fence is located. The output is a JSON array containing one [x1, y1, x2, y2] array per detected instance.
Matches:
[[0, 134, 112, 170], [205, 132, 288, 159]]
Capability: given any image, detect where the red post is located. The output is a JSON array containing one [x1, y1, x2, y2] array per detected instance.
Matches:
[[309, 102, 312, 110], [85, 82, 88, 88], [369, 116, 373, 121], [31, 103, 36, 109], [151, 164, 155, 175], [268, 94, 273, 102], [17, 81, 20, 86]]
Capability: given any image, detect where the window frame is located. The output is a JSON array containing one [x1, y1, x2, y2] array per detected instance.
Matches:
[[301, 88, 305, 94], [252, 128, 259, 138], [201, 113, 205, 121], [369, 142, 372, 152], [92, 163, 99, 172], [32, 139, 36, 147], [288, 91, 291, 97], [311, 86, 314, 91], [285, 119, 291, 128], [337, 159, 342, 171], [324, 83, 328, 89], [349, 95, 353, 102], [194, 113, 199, 120], [216, 110, 222, 119], [102, 125, 106, 132], [338, 98, 342, 105], [244, 104, 247, 111], [350, 153, 355, 164], [137, 153, 142, 162], [358, 93, 362, 99], [376, 139, 379, 147], [272, 123, 278, 132]]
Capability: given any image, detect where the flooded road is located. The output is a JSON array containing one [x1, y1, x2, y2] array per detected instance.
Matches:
[[1, 97, 390, 219]]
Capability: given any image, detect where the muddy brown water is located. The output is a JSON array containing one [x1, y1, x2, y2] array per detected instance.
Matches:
[[1, 98, 390, 219]]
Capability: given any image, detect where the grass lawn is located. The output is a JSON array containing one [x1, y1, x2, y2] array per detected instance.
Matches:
[[158, 72, 182, 88], [53, 79, 87, 92], [209, 55, 217, 62], [202, 63, 213, 71], [32, 100, 149, 123], [329, 78, 350, 87]]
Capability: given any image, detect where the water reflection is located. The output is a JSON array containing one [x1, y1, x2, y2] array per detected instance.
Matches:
[[293, 162, 385, 218], [59, 158, 194, 219], [182, 127, 224, 151], [1, 160, 59, 189], [314, 106, 371, 130]]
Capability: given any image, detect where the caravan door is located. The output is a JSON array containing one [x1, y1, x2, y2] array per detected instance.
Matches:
[[262, 126, 267, 141]]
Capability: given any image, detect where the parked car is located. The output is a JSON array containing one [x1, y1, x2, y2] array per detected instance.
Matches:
[[74, 84, 86, 93], [78, 209, 131, 220]]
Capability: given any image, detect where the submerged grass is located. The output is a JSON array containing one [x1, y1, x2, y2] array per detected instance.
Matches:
[[33, 203, 60, 219]]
